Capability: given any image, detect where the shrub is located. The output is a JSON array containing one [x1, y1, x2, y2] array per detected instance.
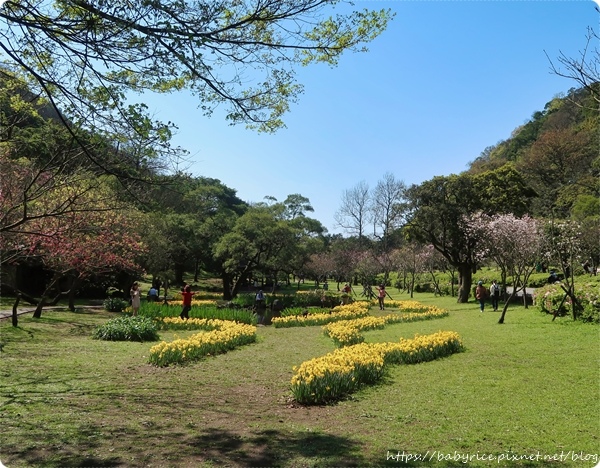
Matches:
[[93, 316, 159, 342], [533, 282, 600, 323], [294, 290, 339, 308], [230, 293, 256, 308], [415, 282, 434, 293], [103, 297, 129, 312]]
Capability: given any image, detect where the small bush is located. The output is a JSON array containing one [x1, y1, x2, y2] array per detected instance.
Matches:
[[230, 293, 256, 308], [293, 290, 338, 308], [93, 316, 159, 341], [103, 297, 129, 312], [533, 282, 600, 323]]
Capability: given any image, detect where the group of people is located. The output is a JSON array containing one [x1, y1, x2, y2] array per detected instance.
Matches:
[[130, 280, 391, 320], [129, 281, 193, 319], [475, 280, 501, 313]]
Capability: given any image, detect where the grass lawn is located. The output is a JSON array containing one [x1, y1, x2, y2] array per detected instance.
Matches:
[[0, 292, 598, 467]]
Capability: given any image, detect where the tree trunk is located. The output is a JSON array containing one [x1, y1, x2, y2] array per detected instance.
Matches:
[[174, 264, 185, 286], [32, 297, 47, 319], [429, 271, 441, 296], [560, 284, 582, 321], [33, 276, 58, 318], [221, 272, 233, 301], [67, 276, 83, 312], [448, 269, 457, 297], [194, 259, 200, 283], [12, 294, 20, 327], [498, 290, 518, 324], [522, 281, 529, 309], [457, 264, 473, 303]]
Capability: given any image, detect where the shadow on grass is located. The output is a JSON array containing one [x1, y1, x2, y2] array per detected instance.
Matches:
[[4, 417, 574, 468], [190, 427, 367, 467], [8, 426, 364, 467]]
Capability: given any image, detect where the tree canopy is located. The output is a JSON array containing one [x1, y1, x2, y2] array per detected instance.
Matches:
[[0, 0, 392, 166]]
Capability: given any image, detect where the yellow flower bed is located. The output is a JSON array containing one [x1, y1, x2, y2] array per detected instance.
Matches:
[[323, 316, 387, 346], [271, 302, 371, 328], [291, 331, 464, 404], [149, 320, 257, 366], [370, 299, 446, 313], [291, 343, 386, 404], [371, 331, 464, 365], [330, 301, 371, 313], [382, 308, 449, 324], [157, 317, 226, 330], [167, 299, 219, 307], [323, 308, 449, 347]]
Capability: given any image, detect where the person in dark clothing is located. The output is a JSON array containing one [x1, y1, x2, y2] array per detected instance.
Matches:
[[490, 280, 500, 311]]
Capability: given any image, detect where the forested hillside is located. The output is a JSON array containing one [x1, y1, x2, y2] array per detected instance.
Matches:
[[466, 85, 599, 220]]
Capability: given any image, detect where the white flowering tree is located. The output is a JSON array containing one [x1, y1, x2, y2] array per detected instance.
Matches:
[[468, 213, 543, 324], [543, 219, 585, 320]]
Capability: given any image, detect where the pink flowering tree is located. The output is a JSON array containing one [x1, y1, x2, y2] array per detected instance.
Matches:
[[303, 252, 336, 288], [391, 245, 425, 298], [27, 210, 146, 318], [1, 165, 147, 321], [353, 250, 382, 290], [419, 244, 457, 297], [468, 213, 543, 323]]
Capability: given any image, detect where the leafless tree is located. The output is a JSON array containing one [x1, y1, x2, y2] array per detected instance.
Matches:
[[370, 172, 407, 245], [546, 26, 600, 106], [335, 180, 371, 242]]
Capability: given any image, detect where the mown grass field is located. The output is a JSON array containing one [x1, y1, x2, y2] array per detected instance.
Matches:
[[0, 292, 598, 467]]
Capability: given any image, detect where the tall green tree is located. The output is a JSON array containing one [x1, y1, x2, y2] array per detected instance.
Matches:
[[405, 167, 537, 303], [213, 207, 294, 298], [138, 173, 247, 285]]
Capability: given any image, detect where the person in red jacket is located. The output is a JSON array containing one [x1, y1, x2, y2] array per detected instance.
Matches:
[[377, 284, 386, 310], [180, 285, 194, 320]]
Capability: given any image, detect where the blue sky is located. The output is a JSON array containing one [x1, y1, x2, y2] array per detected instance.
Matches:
[[146, 1, 598, 234]]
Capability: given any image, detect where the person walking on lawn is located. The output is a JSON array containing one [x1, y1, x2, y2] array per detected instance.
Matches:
[[180, 285, 194, 320], [377, 284, 386, 310], [475, 281, 487, 312], [490, 280, 500, 311]]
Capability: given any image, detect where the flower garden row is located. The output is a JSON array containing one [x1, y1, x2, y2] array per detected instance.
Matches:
[[271, 300, 448, 329], [286, 301, 463, 404], [94, 299, 463, 404], [148, 319, 257, 367], [291, 331, 464, 404], [149, 302, 447, 366]]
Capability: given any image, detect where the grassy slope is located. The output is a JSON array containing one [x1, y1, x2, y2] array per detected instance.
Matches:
[[0, 293, 598, 467]]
